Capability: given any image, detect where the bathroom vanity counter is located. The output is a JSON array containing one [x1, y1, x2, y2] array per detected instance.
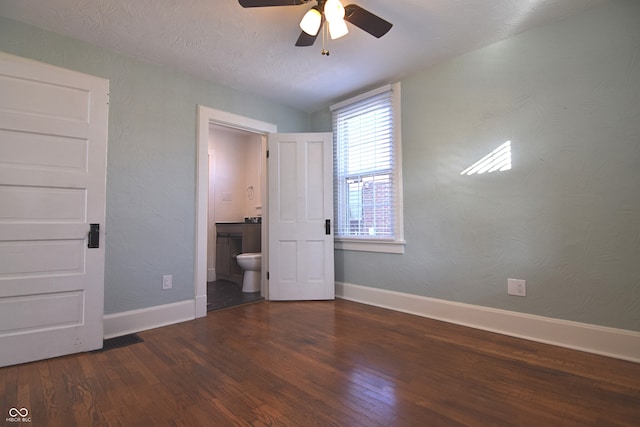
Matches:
[[215, 223, 261, 285]]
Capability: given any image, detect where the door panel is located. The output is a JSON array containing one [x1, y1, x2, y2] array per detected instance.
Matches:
[[0, 128, 88, 170], [268, 133, 334, 300], [0, 52, 108, 367], [0, 291, 84, 333]]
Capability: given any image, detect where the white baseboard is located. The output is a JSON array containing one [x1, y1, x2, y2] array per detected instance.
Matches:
[[336, 282, 640, 363], [103, 300, 196, 339], [195, 294, 208, 319]]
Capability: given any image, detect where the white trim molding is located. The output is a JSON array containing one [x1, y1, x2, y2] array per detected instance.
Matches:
[[336, 282, 640, 363], [335, 239, 406, 254], [103, 300, 195, 339]]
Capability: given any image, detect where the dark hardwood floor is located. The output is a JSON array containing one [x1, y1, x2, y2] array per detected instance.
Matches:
[[1, 300, 639, 426], [207, 279, 263, 311]]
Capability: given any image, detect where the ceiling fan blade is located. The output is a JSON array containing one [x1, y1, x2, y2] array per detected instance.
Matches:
[[295, 30, 318, 47], [239, 0, 307, 7], [295, 17, 323, 46], [344, 4, 392, 38]]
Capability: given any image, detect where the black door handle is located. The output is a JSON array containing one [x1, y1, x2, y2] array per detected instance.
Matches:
[[88, 224, 100, 248], [325, 219, 331, 235]]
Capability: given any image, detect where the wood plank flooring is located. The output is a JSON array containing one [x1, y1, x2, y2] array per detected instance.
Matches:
[[1, 299, 639, 426]]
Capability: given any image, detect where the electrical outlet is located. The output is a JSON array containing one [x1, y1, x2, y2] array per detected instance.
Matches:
[[162, 275, 172, 290], [507, 278, 526, 296]]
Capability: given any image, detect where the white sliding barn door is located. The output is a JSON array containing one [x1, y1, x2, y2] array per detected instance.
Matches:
[[0, 52, 109, 367], [268, 133, 334, 300]]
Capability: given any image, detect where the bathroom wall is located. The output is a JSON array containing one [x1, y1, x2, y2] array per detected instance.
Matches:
[[0, 16, 309, 315], [311, 0, 640, 331], [209, 128, 248, 223], [208, 127, 262, 222]]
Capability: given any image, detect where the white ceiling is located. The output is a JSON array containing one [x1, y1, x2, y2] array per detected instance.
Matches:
[[0, 0, 611, 112]]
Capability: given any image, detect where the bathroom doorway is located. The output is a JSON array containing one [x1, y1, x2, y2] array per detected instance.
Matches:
[[194, 106, 277, 318], [206, 125, 267, 311]]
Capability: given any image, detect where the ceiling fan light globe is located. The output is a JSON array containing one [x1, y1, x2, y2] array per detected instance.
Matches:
[[300, 8, 322, 36], [324, 0, 345, 23], [329, 18, 349, 39]]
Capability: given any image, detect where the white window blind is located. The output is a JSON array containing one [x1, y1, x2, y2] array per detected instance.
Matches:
[[332, 88, 396, 239]]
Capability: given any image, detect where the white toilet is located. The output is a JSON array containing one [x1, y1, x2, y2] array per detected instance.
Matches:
[[236, 253, 262, 293]]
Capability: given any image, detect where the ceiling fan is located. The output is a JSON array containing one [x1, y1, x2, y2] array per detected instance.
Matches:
[[238, 0, 392, 52]]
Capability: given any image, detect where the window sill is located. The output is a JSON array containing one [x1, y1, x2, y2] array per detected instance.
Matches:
[[334, 239, 406, 254]]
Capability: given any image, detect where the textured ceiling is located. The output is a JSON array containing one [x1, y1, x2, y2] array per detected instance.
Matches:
[[0, 0, 611, 112]]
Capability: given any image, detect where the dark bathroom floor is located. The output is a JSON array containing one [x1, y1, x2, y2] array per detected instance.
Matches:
[[207, 279, 263, 311]]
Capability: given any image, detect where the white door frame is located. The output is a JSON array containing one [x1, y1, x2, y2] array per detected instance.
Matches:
[[195, 106, 276, 317]]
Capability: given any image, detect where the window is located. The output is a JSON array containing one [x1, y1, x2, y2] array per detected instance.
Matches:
[[331, 83, 404, 253]]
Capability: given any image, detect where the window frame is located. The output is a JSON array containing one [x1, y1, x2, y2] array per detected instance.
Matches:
[[330, 82, 405, 254]]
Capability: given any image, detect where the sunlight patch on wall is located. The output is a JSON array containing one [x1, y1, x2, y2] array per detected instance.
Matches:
[[460, 141, 512, 176]]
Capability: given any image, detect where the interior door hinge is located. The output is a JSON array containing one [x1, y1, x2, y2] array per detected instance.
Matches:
[[267, 272, 270, 280], [266, 150, 269, 159]]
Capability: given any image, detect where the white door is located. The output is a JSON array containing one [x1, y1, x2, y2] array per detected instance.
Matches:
[[0, 52, 109, 367], [268, 133, 334, 300]]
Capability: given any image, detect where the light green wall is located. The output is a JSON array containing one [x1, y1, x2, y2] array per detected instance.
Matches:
[[314, 0, 640, 331], [3, 0, 640, 331], [0, 16, 310, 315]]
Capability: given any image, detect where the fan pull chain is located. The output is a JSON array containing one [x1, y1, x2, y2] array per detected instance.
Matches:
[[321, 22, 329, 56]]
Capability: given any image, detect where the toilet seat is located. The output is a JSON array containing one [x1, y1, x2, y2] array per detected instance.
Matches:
[[237, 253, 261, 260]]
